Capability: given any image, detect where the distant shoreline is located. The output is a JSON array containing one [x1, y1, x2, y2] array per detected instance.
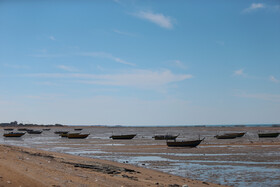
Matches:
[[1, 123, 279, 128]]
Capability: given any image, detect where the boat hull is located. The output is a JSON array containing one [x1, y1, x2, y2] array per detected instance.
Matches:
[[27, 130, 42, 134], [258, 133, 279, 138], [3, 133, 25, 137], [167, 139, 203, 147], [154, 135, 178, 140], [225, 132, 246, 137], [215, 135, 237, 139], [54, 131, 69, 135], [110, 134, 136, 140], [67, 133, 89, 139]]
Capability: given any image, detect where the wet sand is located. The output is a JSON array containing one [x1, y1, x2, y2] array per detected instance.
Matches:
[[1, 125, 280, 186], [0, 144, 223, 187]]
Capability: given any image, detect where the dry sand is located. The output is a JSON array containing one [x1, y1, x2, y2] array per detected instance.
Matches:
[[0, 144, 225, 187]]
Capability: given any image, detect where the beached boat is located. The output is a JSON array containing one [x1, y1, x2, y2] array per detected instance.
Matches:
[[153, 134, 179, 140], [42, 128, 50, 131], [67, 133, 89, 139], [4, 128, 13, 131], [110, 134, 136, 140], [167, 138, 204, 147], [224, 132, 246, 137], [59, 132, 70, 137], [54, 131, 69, 135], [258, 132, 279, 138], [18, 128, 28, 131], [27, 130, 42, 134], [215, 134, 237, 139], [74, 128, 82, 131], [3, 132, 25, 137]]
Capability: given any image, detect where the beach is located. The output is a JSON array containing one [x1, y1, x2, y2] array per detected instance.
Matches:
[[0, 144, 223, 187], [1, 125, 280, 186]]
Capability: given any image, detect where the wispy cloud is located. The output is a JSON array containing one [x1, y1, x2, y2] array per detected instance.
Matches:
[[242, 3, 280, 13], [243, 3, 265, 13], [79, 52, 135, 66], [3, 64, 29, 69], [57, 65, 78, 72], [49, 36, 56, 41], [134, 11, 174, 29], [23, 69, 192, 89], [234, 69, 245, 76], [269, 75, 279, 83], [236, 92, 280, 102], [171, 60, 188, 70]]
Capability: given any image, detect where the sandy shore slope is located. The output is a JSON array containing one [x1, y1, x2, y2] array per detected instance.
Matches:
[[0, 144, 226, 187]]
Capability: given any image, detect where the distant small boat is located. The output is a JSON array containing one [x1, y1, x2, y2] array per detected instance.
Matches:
[[74, 128, 82, 131], [43, 128, 50, 131], [153, 134, 179, 140], [18, 128, 28, 131], [54, 131, 69, 135], [215, 134, 237, 139], [258, 132, 279, 138], [27, 130, 42, 134], [67, 133, 89, 139], [59, 132, 70, 137], [110, 134, 136, 140], [4, 128, 13, 131], [167, 138, 204, 147], [3, 132, 25, 137]]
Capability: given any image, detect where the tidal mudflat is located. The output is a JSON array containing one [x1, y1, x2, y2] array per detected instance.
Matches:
[[1, 125, 280, 187]]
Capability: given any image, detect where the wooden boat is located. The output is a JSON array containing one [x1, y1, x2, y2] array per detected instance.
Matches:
[[3, 132, 25, 137], [110, 134, 136, 140], [167, 138, 204, 147], [42, 128, 50, 131], [54, 131, 69, 135], [153, 134, 179, 140], [74, 128, 82, 131], [258, 132, 279, 138], [215, 134, 237, 139], [59, 132, 70, 137], [67, 133, 89, 139], [224, 132, 246, 137], [27, 130, 42, 134], [4, 128, 13, 131], [18, 128, 28, 131]]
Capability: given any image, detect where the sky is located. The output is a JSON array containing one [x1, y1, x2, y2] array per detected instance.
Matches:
[[0, 0, 279, 126]]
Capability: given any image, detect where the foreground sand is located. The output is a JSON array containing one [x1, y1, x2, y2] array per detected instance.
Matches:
[[0, 144, 225, 187]]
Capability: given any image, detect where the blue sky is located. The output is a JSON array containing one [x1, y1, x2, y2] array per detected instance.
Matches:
[[0, 0, 279, 125]]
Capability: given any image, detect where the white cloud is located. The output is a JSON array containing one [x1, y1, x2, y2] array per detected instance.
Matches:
[[172, 60, 187, 69], [79, 52, 135, 66], [269, 75, 279, 83], [24, 69, 192, 89], [57, 65, 78, 72], [134, 11, 174, 29], [49, 36, 56, 41], [234, 69, 245, 76], [243, 3, 265, 13]]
